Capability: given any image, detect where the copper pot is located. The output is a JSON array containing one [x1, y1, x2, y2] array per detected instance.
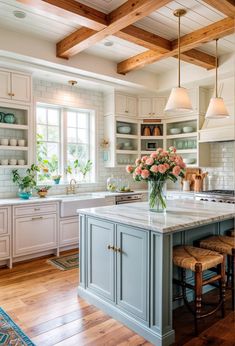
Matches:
[[152, 126, 161, 136], [143, 126, 151, 136]]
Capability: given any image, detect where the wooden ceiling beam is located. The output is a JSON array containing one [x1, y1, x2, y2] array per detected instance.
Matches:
[[202, 0, 235, 18], [56, 0, 172, 58], [117, 17, 234, 74], [115, 25, 171, 53], [17, 0, 107, 30]]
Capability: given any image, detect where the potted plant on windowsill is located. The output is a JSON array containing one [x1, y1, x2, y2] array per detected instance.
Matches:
[[12, 164, 40, 199], [75, 159, 93, 182]]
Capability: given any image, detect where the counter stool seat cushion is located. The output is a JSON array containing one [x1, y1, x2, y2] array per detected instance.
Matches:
[[173, 246, 223, 272], [200, 236, 234, 256]]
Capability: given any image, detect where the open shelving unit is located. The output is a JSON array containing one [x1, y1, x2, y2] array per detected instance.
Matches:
[[0, 102, 32, 168]]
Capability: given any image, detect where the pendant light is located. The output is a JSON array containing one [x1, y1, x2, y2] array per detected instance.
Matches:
[[205, 39, 230, 118], [164, 9, 193, 114]]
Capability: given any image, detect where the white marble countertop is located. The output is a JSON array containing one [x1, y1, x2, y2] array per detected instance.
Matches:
[[78, 200, 235, 234], [0, 189, 148, 206]]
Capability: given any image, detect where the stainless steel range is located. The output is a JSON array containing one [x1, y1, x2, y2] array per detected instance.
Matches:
[[195, 190, 235, 204]]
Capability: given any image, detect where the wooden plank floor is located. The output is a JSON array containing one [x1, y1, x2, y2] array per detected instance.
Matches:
[[0, 252, 234, 346]]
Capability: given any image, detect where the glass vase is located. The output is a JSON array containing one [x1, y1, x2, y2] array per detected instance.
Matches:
[[148, 180, 167, 213], [18, 187, 32, 200]]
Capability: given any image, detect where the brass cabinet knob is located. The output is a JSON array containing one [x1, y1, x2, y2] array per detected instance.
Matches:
[[11, 93, 15, 96], [107, 245, 115, 250], [116, 247, 122, 253]]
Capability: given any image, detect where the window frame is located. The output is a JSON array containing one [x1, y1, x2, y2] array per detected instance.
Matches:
[[35, 101, 97, 184]]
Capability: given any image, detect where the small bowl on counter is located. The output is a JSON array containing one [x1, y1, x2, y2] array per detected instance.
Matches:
[[170, 128, 181, 135], [117, 126, 132, 134], [182, 126, 194, 133]]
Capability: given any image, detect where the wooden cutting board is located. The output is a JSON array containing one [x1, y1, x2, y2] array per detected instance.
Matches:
[[182, 168, 201, 191]]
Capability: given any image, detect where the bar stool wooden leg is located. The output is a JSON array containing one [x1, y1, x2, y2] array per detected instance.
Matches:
[[232, 249, 235, 310], [194, 263, 202, 336], [219, 258, 226, 318]]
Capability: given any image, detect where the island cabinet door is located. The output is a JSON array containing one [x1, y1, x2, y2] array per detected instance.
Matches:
[[116, 224, 149, 322], [87, 218, 115, 302]]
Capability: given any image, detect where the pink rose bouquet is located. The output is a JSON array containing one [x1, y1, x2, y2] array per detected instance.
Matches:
[[126, 147, 186, 212]]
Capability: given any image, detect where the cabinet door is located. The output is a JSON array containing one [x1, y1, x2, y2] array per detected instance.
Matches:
[[87, 218, 115, 302], [60, 218, 79, 246], [14, 214, 57, 256], [0, 208, 10, 235], [0, 70, 11, 100], [0, 236, 10, 259], [116, 224, 149, 321], [126, 96, 137, 117], [139, 97, 152, 117], [11, 73, 31, 103], [115, 94, 127, 115], [152, 97, 166, 116]]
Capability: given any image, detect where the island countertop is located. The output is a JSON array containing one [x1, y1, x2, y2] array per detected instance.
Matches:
[[78, 199, 235, 234]]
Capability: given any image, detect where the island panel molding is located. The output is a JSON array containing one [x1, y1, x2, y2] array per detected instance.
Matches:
[[78, 201, 235, 345]]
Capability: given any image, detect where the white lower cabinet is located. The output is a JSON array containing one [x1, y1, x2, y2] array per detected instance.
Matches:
[[60, 217, 79, 247], [13, 212, 57, 257], [0, 236, 10, 259]]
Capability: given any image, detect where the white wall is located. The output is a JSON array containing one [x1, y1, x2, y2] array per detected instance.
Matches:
[[0, 79, 145, 198]]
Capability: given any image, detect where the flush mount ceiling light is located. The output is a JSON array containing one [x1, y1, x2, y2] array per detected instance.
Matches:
[[205, 39, 230, 119], [164, 9, 193, 114], [13, 10, 26, 19], [68, 80, 78, 86]]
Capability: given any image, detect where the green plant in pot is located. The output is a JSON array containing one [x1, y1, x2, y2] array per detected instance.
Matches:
[[12, 164, 40, 199], [74, 159, 93, 182]]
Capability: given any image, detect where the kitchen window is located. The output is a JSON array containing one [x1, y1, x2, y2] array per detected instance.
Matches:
[[36, 104, 96, 183]]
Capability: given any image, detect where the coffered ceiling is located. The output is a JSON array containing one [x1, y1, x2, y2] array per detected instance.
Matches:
[[0, 0, 234, 74]]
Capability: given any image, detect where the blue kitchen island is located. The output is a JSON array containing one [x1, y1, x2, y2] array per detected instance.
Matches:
[[78, 200, 235, 346]]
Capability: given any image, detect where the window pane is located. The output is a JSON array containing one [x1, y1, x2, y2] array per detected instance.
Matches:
[[67, 112, 77, 127], [37, 125, 47, 140], [77, 129, 87, 144], [37, 108, 47, 124], [48, 109, 59, 126], [77, 113, 88, 128], [48, 126, 59, 141], [68, 127, 77, 143], [77, 144, 88, 162], [47, 143, 59, 159]]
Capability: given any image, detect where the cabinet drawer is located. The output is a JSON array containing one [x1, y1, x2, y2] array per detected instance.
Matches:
[[14, 203, 57, 217], [60, 218, 79, 246], [14, 214, 57, 256], [0, 236, 10, 259], [0, 207, 10, 235]]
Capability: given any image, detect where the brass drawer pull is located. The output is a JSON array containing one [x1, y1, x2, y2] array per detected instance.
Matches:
[[34, 208, 40, 211], [107, 245, 115, 250], [116, 247, 122, 253], [31, 216, 43, 221]]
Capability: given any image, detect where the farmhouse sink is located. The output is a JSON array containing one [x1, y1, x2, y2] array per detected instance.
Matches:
[[60, 194, 108, 217]]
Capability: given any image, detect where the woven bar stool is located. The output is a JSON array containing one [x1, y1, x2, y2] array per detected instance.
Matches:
[[173, 245, 226, 335], [228, 230, 235, 237], [200, 235, 235, 310]]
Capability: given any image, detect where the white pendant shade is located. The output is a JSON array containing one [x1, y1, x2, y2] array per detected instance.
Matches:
[[205, 97, 230, 119], [164, 87, 193, 113]]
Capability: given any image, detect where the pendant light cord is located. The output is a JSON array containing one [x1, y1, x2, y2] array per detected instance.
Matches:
[[215, 39, 218, 98], [178, 14, 181, 88]]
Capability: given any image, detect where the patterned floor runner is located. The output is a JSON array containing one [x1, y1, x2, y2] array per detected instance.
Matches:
[[47, 252, 79, 270]]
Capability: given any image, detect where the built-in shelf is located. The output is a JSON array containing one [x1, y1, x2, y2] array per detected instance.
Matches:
[[140, 136, 163, 140], [116, 150, 138, 155], [166, 132, 197, 139], [177, 149, 197, 154], [0, 146, 28, 151], [0, 165, 28, 169], [116, 134, 138, 139], [0, 123, 29, 130]]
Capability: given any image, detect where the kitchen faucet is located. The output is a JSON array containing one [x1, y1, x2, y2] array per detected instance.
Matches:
[[66, 178, 77, 194]]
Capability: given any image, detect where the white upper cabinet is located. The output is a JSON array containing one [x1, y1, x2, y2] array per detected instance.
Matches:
[[115, 94, 137, 117], [0, 69, 32, 103], [104, 91, 137, 117], [139, 97, 166, 118]]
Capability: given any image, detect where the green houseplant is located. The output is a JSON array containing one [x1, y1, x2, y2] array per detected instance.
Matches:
[[12, 164, 40, 199]]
